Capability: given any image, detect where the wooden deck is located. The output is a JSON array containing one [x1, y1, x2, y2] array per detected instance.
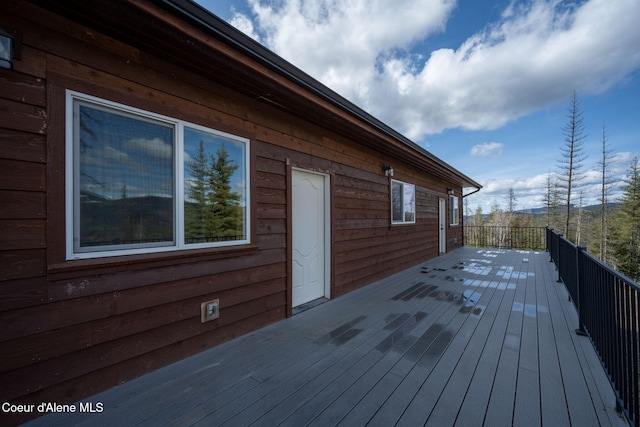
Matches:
[[24, 248, 628, 426]]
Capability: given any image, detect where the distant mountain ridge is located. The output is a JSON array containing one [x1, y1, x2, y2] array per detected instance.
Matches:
[[465, 203, 620, 221], [515, 203, 619, 215]]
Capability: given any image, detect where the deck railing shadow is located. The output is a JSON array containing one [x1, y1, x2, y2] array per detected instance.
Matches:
[[545, 227, 638, 427]]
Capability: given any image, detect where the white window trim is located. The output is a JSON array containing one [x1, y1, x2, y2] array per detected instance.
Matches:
[[65, 90, 251, 260], [391, 179, 416, 225], [449, 194, 459, 226]]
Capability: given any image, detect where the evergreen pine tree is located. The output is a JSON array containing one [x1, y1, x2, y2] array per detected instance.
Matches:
[[207, 145, 241, 241], [612, 157, 640, 281], [185, 140, 209, 243]]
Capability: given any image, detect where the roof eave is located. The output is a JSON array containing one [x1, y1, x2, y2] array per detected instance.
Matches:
[[158, 0, 482, 190]]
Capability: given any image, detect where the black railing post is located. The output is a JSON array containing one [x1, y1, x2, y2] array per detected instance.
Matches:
[[556, 233, 563, 283], [544, 225, 551, 257], [575, 245, 588, 336]]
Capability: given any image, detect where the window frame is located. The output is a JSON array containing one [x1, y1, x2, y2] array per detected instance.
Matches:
[[449, 194, 460, 226], [390, 179, 416, 225], [65, 90, 251, 260]]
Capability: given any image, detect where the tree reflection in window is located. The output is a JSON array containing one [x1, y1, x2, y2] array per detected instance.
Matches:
[[69, 92, 250, 258], [184, 128, 246, 243], [391, 180, 415, 224], [76, 103, 174, 251]]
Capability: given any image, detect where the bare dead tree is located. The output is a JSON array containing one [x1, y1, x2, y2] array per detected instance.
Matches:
[[507, 188, 517, 213], [464, 197, 471, 225], [505, 187, 517, 226], [557, 91, 588, 241], [488, 201, 509, 248], [543, 172, 553, 227], [543, 172, 562, 230], [575, 191, 584, 245], [598, 124, 617, 263]]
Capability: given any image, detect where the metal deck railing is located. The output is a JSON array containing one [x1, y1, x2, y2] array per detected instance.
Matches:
[[464, 226, 546, 250], [547, 227, 639, 426]]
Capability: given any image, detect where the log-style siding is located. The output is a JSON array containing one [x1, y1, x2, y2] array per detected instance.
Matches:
[[0, 1, 469, 424]]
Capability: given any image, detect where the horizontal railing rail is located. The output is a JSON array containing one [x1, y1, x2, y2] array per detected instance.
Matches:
[[464, 226, 546, 250], [547, 227, 639, 426]]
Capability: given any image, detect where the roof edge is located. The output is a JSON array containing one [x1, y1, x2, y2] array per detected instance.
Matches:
[[140, 0, 482, 189], [158, 0, 482, 190]]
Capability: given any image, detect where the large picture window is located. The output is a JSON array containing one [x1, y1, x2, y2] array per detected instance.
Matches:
[[391, 180, 416, 224], [66, 91, 250, 259]]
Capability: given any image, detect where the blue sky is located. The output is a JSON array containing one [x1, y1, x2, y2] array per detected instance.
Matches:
[[194, 0, 640, 213]]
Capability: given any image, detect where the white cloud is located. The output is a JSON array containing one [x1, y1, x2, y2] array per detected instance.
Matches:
[[466, 153, 638, 212], [126, 137, 173, 160], [615, 151, 639, 169], [482, 173, 549, 200], [471, 142, 504, 157], [233, 0, 640, 141], [84, 145, 129, 168], [230, 11, 261, 41], [239, 0, 456, 127]]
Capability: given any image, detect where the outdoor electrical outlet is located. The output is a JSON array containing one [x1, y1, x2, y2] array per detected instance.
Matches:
[[201, 299, 220, 322]]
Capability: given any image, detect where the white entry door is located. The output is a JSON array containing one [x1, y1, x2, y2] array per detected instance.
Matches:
[[439, 198, 447, 254], [292, 169, 329, 307]]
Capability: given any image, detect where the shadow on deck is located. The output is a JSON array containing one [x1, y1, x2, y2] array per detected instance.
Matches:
[[25, 248, 628, 426]]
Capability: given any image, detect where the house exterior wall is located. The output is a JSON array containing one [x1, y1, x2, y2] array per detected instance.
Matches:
[[0, 2, 464, 423]]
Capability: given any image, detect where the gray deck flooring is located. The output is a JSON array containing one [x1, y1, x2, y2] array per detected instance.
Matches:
[[25, 248, 628, 426]]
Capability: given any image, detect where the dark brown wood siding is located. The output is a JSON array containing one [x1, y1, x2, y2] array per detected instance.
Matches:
[[0, 2, 464, 423]]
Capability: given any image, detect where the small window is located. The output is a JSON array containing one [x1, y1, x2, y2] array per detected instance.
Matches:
[[66, 91, 250, 259], [450, 195, 459, 225], [391, 180, 415, 224]]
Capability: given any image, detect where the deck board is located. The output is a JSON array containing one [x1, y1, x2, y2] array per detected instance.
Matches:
[[24, 248, 628, 427], [536, 254, 572, 427], [423, 276, 504, 427], [453, 285, 513, 427], [514, 253, 541, 427], [483, 252, 527, 427]]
